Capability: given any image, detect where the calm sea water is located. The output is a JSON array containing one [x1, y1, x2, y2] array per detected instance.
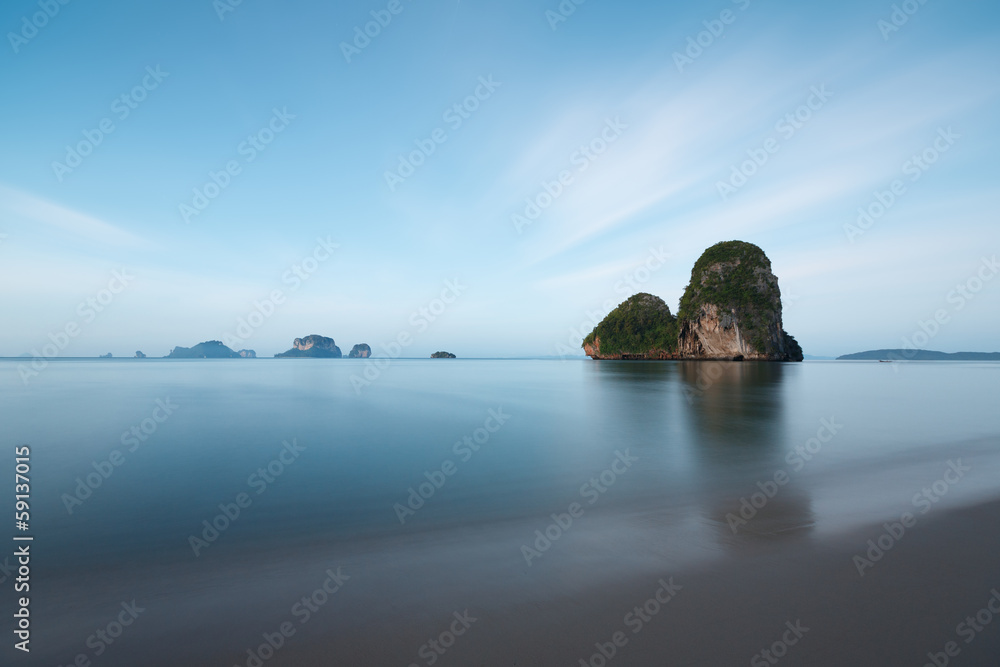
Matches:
[[2, 359, 999, 665]]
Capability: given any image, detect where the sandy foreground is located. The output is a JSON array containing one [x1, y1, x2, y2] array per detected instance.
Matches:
[[53, 495, 993, 667], [274, 499, 1000, 667]]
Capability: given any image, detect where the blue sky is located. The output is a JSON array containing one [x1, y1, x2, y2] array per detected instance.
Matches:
[[1, 0, 998, 358]]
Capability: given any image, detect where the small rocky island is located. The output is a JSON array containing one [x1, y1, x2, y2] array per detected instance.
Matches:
[[134, 351, 146, 358], [275, 335, 342, 358], [431, 351, 457, 359], [583, 293, 678, 360], [348, 344, 372, 358], [166, 341, 241, 358], [584, 241, 803, 362], [238, 350, 256, 359]]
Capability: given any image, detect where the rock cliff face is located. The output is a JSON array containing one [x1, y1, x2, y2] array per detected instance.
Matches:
[[583, 293, 678, 359], [276, 335, 342, 358], [238, 349, 257, 359], [581, 242, 803, 362], [348, 344, 372, 359], [676, 241, 802, 361]]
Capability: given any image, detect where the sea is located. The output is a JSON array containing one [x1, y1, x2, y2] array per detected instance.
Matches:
[[2, 359, 999, 665]]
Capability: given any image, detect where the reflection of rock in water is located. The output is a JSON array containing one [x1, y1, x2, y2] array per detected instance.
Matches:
[[679, 360, 785, 450], [677, 361, 816, 547], [584, 361, 679, 428]]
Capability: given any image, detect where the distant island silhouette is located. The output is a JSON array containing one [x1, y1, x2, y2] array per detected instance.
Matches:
[[838, 349, 1000, 361], [159, 337, 382, 359], [275, 335, 343, 358]]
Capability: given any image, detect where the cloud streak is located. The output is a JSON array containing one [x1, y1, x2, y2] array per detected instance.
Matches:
[[0, 185, 146, 248]]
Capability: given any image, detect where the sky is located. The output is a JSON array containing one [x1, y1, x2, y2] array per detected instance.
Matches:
[[1, 0, 998, 359]]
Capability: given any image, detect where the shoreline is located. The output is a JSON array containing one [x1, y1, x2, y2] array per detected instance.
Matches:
[[49, 494, 1000, 666], [278, 496, 1000, 666]]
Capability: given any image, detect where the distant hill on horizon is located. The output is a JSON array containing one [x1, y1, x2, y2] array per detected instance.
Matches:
[[838, 349, 1000, 361], [166, 341, 242, 359]]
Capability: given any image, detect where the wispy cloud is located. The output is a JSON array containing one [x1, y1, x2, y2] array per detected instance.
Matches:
[[0, 185, 145, 248], [500, 42, 996, 267]]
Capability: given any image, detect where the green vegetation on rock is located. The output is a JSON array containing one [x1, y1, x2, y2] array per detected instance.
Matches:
[[582, 293, 678, 356], [678, 241, 776, 322]]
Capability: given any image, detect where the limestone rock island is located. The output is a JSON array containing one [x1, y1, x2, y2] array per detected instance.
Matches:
[[583, 241, 803, 362], [431, 351, 457, 359], [275, 335, 342, 358], [348, 344, 372, 358], [582, 293, 678, 360], [166, 341, 241, 358]]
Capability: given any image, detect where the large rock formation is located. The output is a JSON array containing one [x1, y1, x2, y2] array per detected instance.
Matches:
[[275, 335, 342, 358], [581, 242, 802, 362], [348, 344, 372, 359], [166, 341, 241, 359], [582, 293, 678, 359], [238, 349, 257, 359], [676, 241, 802, 361], [430, 351, 457, 359]]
